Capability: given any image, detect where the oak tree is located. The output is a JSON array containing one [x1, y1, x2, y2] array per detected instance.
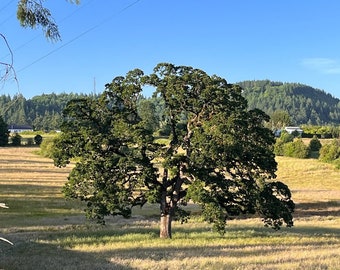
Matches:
[[53, 63, 294, 238]]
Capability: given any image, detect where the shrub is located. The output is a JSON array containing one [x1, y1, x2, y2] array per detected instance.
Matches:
[[274, 131, 294, 156], [309, 135, 322, 151], [39, 137, 56, 158], [280, 131, 294, 143], [274, 138, 285, 156], [11, 133, 22, 146], [283, 139, 309, 158], [319, 139, 340, 163], [34, 134, 43, 145]]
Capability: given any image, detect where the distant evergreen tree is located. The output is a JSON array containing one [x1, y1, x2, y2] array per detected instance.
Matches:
[[309, 136, 322, 151], [0, 92, 95, 131], [0, 116, 9, 146], [34, 134, 43, 145]]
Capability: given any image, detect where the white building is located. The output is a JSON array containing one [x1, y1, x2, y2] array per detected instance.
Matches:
[[284, 126, 303, 135], [8, 125, 33, 133]]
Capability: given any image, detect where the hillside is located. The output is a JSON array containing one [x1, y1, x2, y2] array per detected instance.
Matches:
[[0, 93, 94, 131], [1, 80, 340, 131], [239, 80, 340, 125]]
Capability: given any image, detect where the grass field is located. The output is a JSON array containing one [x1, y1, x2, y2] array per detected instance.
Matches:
[[0, 147, 339, 270]]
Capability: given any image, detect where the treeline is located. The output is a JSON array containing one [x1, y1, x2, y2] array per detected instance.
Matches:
[[0, 93, 96, 131], [239, 80, 340, 125], [1, 79, 340, 132], [0, 92, 167, 133]]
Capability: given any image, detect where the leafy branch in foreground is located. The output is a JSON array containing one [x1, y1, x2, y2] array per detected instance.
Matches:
[[16, 0, 80, 42]]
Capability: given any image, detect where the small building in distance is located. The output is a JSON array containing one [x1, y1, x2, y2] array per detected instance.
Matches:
[[8, 124, 33, 133], [284, 126, 303, 135], [274, 126, 304, 137]]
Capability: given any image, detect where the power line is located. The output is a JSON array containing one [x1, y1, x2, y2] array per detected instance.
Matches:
[[0, 0, 15, 13], [1, 0, 95, 59], [18, 0, 141, 73]]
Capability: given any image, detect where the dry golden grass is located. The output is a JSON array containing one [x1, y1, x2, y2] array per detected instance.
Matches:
[[276, 156, 340, 220], [0, 147, 339, 270]]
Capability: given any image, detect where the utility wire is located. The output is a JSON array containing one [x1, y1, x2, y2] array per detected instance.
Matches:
[[1, 0, 95, 59], [18, 0, 141, 73], [0, 0, 15, 13]]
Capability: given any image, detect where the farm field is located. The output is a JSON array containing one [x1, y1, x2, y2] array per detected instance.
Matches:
[[0, 147, 339, 270]]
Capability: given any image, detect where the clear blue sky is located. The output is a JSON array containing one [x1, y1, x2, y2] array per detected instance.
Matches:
[[1, 0, 340, 99]]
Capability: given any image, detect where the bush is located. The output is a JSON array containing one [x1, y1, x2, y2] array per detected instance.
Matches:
[[283, 139, 309, 158], [11, 133, 22, 146], [319, 139, 340, 162], [280, 131, 294, 143], [34, 134, 43, 145], [274, 131, 294, 156], [309, 135, 322, 151], [39, 137, 56, 158], [274, 138, 285, 156]]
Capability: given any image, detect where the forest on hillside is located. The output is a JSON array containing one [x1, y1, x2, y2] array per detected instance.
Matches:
[[1, 80, 340, 131], [239, 80, 340, 125], [0, 93, 94, 131]]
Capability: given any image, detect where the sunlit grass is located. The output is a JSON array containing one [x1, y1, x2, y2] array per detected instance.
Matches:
[[0, 147, 339, 269]]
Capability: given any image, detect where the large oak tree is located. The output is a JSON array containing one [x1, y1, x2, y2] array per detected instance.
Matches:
[[53, 63, 294, 238]]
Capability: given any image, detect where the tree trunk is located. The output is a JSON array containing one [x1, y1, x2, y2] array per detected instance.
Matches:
[[160, 213, 172, 238]]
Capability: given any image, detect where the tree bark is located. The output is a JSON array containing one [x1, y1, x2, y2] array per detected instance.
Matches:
[[160, 213, 172, 238]]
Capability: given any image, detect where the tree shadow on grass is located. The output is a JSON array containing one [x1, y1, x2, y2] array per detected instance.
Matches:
[[295, 201, 340, 217], [0, 239, 134, 270], [0, 220, 339, 269]]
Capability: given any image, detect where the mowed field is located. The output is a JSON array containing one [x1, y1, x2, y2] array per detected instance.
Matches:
[[0, 147, 339, 270]]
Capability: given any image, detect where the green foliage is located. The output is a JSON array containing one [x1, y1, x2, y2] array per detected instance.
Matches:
[[319, 139, 340, 163], [239, 80, 340, 125], [309, 136, 322, 151], [302, 125, 340, 138], [283, 139, 309, 159], [274, 131, 294, 156], [137, 98, 160, 132], [53, 70, 158, 224], [0, 116, 9, 146], [291, 130, 301, 138], [269, 110, 291, 130], [280, 131, 294, 143], [16, 0, 79, 42], [39, 137, 56, 158], [0, 93, 95, 131], [10, 133, 22, 146], [53, 63, 294, 238], [257, 181, 294, 230], [34, 134, 43, 145]]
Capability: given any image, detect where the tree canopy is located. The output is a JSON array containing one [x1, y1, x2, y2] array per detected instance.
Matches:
[[52, 63, 294, 238]]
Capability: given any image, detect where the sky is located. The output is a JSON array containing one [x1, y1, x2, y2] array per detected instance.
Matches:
[[1, 0, 340, 99]]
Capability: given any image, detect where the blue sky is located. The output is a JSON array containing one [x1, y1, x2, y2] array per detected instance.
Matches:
[[1, 0, 340, 99]]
